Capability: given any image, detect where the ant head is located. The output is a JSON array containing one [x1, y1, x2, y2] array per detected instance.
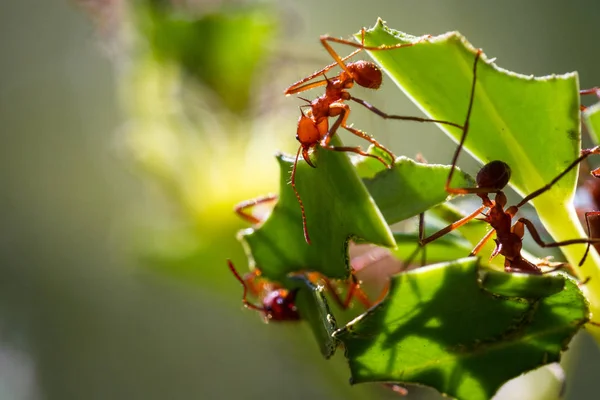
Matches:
[[347, 61, 383, 90], [476, 160, 511, 191], [262, 289, 300, 321], [296, 113, 321, 147]]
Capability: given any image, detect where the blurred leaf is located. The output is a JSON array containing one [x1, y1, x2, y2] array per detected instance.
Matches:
[[137, 2, 277, 114], [289, 274, 339, 358], [240, 137, 395, 281], [334, 257, 588, 400], [584, 102, 600, 144]]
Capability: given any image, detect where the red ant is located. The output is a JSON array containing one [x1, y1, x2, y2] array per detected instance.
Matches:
[[284, 30, 465, 244], [412, 50, 600, 274], [227, 259, 376, 322], [230, 196, 375, 321], [227, 260, 301, 322]]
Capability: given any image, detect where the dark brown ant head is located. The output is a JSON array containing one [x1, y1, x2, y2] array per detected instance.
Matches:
[[477, 160, 511, 191], [346, 61, 383, 90], [262, 289, 300, 321]]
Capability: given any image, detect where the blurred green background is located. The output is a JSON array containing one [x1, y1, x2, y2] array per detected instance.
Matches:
[[1, 0, 600, 399]]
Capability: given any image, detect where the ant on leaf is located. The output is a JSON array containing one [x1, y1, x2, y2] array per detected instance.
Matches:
[[284, 29, 464, 244], [412, 49, 600, 275], [229, 196, 375, 322]]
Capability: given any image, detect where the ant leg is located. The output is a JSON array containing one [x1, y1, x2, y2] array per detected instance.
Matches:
[[286, 30, 430, 96], [515, 146, 600, 208], [445, 50, 492, 196], [402, 205, 488, 268], [418, 213, 428, 267], [320, 31, 431, 56], [420, 205, 489, 246], [580, 87, 600, 99], [290, 146, 311, 244], [579, 276, 591, 287], [284, 49, 362, 95], [287, 78, 330, 95], [350, 96, 463, 129], [580, 87, 600, 111], [345, 277, 373, 309], [326, 102, 396, 164], [343, 125, 396, 164], [234, 194, 278, 225], [579, 211, 600, 265], [317, 274, 372, 309], [517, 217, 600, 265], [470, 228, 497, 256], [322, 143, 390, 167], [399, 213, 426, 270], [227, 260, 267, 312]]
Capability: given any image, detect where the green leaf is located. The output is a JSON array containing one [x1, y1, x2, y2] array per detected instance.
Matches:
[[391, 231, 472, 264], [363, 156, 475, 225], [289, 274, 339, 359], [479, 269, 566, 299], [334, 257, 588, 400], [359, 21, 600, 337], [359, 21, 579, 202], [240, 143, 475, 281], [584, 102, 600, 145], [240, 137, 395, 281]]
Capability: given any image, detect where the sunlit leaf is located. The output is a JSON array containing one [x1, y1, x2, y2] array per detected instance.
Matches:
[[479, 269, 566, 299], [363, 156, 474, 225], [240, 137, 395, 281], [334, 257, 588, 400], [359, 20, 579, 204], [358, 21, 600, 334], [240, 143, 475, 281]]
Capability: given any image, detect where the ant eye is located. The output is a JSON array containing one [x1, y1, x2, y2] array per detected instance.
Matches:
[[477, 160, 511, 190]]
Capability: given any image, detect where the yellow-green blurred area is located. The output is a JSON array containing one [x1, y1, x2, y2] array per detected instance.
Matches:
[[2, 0, 600, 399]]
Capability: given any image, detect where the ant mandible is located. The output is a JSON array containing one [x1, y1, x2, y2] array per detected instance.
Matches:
[[284, 29, 465, 244], [414, 50, 600, 274]]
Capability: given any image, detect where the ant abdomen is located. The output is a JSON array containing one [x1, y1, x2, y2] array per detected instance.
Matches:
[[477, 160, 511, 190], [347, 61, 383, 89]]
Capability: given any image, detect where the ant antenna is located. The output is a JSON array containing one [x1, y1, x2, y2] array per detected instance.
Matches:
[[291, 146, 311, 244], [446, 49, 483, 193], [227, 260, 266, 312]]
